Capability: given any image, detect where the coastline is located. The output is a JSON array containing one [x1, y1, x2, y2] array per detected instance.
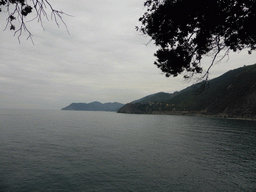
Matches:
[[140, 110, 256, 121]]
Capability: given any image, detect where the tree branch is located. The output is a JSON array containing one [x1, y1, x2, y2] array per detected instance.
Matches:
[[1, 0, 70, 43], [201, 36, 225, 80]]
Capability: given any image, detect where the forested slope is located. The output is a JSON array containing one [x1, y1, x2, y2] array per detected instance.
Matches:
[[118, 64, 256, 119]]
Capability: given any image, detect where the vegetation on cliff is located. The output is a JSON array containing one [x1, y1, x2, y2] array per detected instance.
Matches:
[[118, 64, 256, 119]]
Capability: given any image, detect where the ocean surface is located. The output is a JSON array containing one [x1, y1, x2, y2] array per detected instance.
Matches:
[[0, 109, 256, 192]]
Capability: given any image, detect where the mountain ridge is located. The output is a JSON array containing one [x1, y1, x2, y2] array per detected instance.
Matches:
[[118, 64, 256, 120], [62, 102, 124, 112]]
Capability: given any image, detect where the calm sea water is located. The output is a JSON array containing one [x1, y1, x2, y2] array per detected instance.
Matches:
[[0, 109, 255, 192]]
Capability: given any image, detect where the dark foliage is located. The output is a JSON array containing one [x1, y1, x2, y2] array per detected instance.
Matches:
[[119, 64, 256, 119], [0, 0, 68, 42], [138, 0, 256, 79]]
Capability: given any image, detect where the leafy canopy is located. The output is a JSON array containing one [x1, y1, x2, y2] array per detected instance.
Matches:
[[138, 0, 256, 79]]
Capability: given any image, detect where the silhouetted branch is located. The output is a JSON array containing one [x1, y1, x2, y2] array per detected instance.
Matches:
[[1, 0, 69, 43]]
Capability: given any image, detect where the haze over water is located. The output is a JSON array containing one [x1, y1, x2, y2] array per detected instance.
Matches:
[[1, 109, 255, 191]]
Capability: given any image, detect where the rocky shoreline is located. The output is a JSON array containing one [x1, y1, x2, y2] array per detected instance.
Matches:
[[139, 110, 256, 121]]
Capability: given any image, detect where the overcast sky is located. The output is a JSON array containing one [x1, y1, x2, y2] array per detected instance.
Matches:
[[1, 0, 255, 110]]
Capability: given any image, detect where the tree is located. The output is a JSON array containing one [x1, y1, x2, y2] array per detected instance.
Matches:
[[137, 0, 256, 79], [0, 0, 68, 43]]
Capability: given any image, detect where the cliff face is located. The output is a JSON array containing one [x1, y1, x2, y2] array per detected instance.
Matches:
[[118, 64, 256, 119], [62, 102, 124, 112]]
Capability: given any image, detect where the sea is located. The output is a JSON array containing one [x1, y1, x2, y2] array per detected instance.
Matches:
[[0, 109, 256, 192]]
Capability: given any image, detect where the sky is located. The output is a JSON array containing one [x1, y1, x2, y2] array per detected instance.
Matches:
[[1, 0, 255, 110]]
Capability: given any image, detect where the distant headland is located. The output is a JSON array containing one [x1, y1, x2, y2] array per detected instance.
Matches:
[[62, 102, 124, 112], [62, 64, 256, 120]]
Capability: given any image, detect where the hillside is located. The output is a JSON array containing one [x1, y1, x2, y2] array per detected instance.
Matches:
[[118, 64, 256, 119], [131, 92, 178, 104], [62, 102, 124, 112]]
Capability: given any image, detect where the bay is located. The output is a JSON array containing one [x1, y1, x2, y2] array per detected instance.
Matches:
[[0, 109, 256, 191]]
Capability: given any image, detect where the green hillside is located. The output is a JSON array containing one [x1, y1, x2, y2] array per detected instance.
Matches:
[[118, 64, 256, 119]]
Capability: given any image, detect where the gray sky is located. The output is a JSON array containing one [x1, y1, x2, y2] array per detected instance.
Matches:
[[1, 0, 255, 110]]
